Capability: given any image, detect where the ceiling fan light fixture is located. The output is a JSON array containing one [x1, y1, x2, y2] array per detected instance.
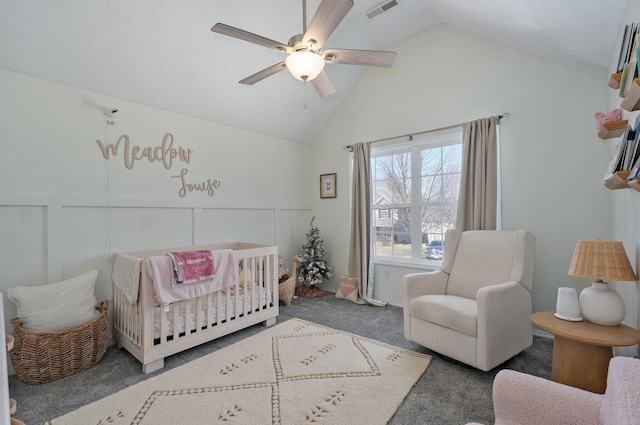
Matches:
[[285, 51, 325, 81]]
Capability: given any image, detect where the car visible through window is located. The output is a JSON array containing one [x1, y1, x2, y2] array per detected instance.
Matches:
[[425, 240, 444, 260]]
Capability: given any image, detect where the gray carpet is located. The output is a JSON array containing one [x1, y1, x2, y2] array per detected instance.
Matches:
[[8, 293, 552, 424]]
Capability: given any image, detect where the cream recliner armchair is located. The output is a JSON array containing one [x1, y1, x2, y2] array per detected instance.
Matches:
[[403, 229, 536, 371]]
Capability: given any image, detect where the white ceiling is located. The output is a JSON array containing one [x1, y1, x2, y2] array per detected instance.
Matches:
[[0, 0, 630, 144]]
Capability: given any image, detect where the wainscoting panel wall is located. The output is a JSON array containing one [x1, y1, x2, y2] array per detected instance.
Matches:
[[0, 200, 310, 342], [197, 208, 275, 246]]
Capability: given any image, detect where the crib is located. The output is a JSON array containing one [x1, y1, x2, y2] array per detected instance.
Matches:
[[112, 243, 279, 373]]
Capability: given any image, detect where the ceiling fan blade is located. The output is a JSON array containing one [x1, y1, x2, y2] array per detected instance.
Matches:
[[211, 23, 290, 52], [303, 0, 354, 49], [312, 70, 336, 97], [239, 62, 287, 85], [322, 49, 397, 68]]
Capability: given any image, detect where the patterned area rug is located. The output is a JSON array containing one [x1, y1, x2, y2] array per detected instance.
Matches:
[[47, 319, 431, 425]]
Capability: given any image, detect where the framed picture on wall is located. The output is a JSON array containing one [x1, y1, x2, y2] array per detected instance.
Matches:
[[320, 173, 337, 198]]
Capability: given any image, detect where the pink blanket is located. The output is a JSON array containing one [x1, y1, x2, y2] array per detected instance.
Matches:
[[145, 249, 238, 304], [168, 250, 215, 287]]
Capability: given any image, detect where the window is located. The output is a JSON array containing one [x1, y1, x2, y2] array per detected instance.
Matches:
[[372, 130, 462, 264]]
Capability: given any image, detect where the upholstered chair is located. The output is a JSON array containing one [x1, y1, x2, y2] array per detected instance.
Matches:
[[403, 229, 536, 371], [487, 356, 640, 425]]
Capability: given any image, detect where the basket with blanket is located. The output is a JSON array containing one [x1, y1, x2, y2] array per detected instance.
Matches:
[[6, 270, 109, 384]]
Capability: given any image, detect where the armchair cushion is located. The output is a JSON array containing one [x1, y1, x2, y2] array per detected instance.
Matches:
[[447, 231, 515, 299], [409, 295, 477, 336]]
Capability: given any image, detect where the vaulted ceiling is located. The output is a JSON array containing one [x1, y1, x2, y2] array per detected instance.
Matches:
[[0, 0, 630, 144]]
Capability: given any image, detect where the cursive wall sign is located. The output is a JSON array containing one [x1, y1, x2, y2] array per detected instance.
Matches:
[[96, 133, 220, 198], [172, 168, 221, 198]]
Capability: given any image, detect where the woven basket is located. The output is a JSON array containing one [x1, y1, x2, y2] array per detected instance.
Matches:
[[279, 277, 295, 306], [9, 300, 110, 384], [278, 257, 300, 306]]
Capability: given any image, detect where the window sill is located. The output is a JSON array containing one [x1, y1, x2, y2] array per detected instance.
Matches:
[[373, 258, 441, 271]]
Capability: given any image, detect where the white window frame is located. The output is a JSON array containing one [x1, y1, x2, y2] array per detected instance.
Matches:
[[371, 129, 463, 267]]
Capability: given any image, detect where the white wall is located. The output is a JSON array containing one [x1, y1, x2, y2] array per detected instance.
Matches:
[[0, 68, 311, 336], [607, 2, 640, 356], [310, 24, 611, 310], [0, 19, 627, 345]]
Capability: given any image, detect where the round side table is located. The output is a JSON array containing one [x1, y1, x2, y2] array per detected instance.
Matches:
[[531, 311, 640, 393]]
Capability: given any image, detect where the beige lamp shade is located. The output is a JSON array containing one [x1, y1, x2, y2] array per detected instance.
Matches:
[[568, 240, 637, 282]]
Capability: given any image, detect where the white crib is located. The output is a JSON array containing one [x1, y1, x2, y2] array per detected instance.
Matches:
[[112, 243, 279, 373]]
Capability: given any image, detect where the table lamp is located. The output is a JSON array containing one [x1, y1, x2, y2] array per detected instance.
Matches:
[[568, 240, 637, 326]]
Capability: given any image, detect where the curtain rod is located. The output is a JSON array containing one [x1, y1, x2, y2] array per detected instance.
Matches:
[[343, 112, 510, 151]]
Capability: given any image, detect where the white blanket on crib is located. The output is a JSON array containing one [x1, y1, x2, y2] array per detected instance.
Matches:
[[113, 253, 142, 304], [145, 249, 238, 304]]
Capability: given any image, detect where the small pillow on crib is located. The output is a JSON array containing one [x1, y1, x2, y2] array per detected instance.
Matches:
[[238, 269, 254, 289], [335, 276, 360, 302], [7, 270, 100, 333]]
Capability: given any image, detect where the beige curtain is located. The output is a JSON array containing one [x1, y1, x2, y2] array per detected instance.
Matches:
[[348, 142, 386, 306], [456, 116, 498, 230]]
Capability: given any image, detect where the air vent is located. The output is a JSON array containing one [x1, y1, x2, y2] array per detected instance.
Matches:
[[366, 0, 399, 20]]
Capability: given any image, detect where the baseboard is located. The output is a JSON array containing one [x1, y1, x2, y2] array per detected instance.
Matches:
[[533, 328, 553, 339]]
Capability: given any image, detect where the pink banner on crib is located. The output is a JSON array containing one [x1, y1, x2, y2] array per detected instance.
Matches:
[[168, 250, 215, 287], [146, 249, 238, 304]]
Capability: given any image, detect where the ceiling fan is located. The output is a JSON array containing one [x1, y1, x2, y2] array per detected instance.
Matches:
[[211, 0, 397, 97]]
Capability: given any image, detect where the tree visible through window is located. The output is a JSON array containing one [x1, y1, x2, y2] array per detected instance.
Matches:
[[372, 131, 462, 263]]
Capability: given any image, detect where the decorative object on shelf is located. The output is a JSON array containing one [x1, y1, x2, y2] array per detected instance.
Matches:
[[554, 287, 582, 321], [568, 240, 637, 326], [594, 108, 622, 130], [320, 173, 337, 198], [298, 216, 332, 292]]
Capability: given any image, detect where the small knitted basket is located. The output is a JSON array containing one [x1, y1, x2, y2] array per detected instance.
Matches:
[[9, 300, 109, 384]]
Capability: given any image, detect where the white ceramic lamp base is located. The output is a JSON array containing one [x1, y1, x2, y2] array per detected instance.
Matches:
[[579, 281, 625, 326]]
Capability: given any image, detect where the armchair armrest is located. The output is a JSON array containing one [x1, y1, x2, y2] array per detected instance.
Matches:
[[402, 271, 448, 340], [476, 281, 532, 371], [493, 370, 602, 425], [402, 271, 448, 303]]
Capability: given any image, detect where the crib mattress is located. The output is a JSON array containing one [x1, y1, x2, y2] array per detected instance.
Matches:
[[152, 291, 270, 340]]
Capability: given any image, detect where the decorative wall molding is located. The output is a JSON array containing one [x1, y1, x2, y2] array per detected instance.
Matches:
[[0, 193, 311, 211]]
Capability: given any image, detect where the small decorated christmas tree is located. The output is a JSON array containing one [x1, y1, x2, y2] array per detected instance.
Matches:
[[298, 216, 332, 288]]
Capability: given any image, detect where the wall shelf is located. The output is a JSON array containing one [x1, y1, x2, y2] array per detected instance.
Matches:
[[598, 120, 628, 139], [609, 72, 623, 89], [604, 171, 631, 189]]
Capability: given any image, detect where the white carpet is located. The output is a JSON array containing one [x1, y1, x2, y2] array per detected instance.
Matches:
[[47, 319, 431, 425]]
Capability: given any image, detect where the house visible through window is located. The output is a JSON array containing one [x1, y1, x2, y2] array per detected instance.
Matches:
[[372, 130, 462, 264]]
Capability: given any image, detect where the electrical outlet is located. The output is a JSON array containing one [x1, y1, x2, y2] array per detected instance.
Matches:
[[383, 270, 390, 279]]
